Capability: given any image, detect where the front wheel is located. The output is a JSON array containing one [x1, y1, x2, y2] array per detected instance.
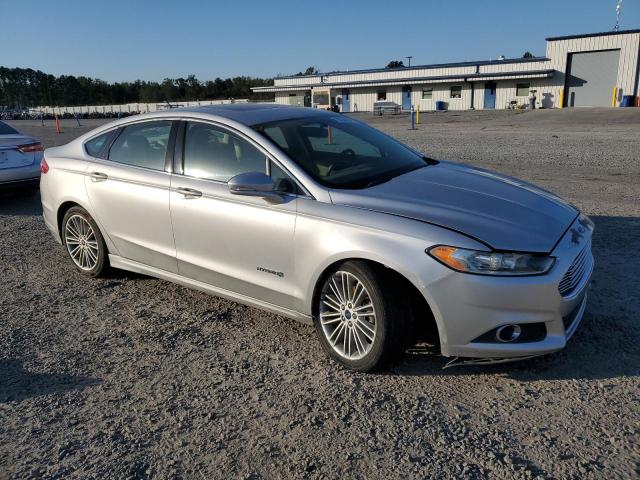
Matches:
[[62, 206, 108, 277], [314, 261, 409, 372]]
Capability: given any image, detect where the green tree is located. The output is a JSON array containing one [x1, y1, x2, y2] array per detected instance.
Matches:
[[386, 60, 405, 69], [0, 66, 274, 108]]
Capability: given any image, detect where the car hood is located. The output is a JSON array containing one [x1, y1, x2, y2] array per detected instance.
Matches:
[[329, 161, 578, 253]]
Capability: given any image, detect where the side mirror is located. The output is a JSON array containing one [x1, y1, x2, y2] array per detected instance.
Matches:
[[228, 171, 280, 201]]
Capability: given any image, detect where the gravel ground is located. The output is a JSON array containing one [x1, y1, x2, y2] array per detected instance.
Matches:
[[1, 109, 639, 479]]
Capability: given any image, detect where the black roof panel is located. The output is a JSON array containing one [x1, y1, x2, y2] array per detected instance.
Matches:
[[546, 29, 640, 41]]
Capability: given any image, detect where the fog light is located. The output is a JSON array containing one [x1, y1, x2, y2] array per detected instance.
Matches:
[[495, 324, 522, 343]]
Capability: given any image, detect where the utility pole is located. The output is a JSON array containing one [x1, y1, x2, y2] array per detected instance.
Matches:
[[405, 56, 413, 67]]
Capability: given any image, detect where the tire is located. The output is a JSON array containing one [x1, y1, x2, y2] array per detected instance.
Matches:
[[61, 206, 108, 277], [314, 261, 410, 372]]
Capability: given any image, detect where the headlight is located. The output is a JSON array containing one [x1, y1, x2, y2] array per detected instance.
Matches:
[[427, 245, 555, 276]]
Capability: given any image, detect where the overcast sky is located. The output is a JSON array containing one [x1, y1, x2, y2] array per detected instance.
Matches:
[[2, 0, 638, 82]]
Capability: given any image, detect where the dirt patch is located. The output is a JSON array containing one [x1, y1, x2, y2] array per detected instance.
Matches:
[[1, 109, 639, 479]]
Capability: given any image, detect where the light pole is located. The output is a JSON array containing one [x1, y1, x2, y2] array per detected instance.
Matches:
[[405, 56, 413, 67]]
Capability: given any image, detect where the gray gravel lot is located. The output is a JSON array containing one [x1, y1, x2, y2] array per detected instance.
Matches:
[[1, 109, 639, 479]]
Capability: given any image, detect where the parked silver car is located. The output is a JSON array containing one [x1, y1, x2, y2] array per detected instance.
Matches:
[[40, 105, 594, 371], [0, 120, 43, 188]]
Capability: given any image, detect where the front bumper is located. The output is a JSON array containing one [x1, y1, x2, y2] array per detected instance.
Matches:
[[423, 215, 594, 359]]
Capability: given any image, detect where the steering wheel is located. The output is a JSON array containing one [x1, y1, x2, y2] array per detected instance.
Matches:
[[340, 148, 356, 157], [327, 149, 356, 176]]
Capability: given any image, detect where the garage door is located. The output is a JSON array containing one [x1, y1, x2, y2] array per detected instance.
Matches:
[[566, 50, 620, 107], [288, 93, 305, 106]]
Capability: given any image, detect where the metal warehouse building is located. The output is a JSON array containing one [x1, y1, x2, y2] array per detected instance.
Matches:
[[253, 29, 640, 111]]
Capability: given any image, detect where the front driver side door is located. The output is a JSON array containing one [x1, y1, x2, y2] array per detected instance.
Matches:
[[169, 120, 299, 310]]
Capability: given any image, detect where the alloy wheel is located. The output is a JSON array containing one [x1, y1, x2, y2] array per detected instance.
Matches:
[[64, 214, 100, 271], [319, 270, 377, 360]]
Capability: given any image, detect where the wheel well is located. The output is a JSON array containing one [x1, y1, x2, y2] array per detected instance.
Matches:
[[311, 259, 440, 349], [57, 201, 80, 239]]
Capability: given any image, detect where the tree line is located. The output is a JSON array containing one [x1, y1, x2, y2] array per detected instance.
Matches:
[[0, 67, 274, 108]]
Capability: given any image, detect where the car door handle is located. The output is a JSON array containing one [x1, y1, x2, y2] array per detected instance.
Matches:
[[176, 187, 202, 199], [89, 171, 108, 182]]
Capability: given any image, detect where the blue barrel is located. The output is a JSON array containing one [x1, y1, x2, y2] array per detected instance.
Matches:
[[435, 101, 446, 111], [621, 95, 636, 107]]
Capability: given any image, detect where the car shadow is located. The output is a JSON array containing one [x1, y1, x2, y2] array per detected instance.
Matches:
[[392, 215, 640, 381], [2, 190, 638, 382], [0, 187, 42, 216], [0, 358, 101, 403]]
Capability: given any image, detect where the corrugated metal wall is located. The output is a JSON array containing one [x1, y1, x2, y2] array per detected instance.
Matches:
[[274, 76, 321, 87], [409, 83, 472, 111], [544, 31, 640, 106]]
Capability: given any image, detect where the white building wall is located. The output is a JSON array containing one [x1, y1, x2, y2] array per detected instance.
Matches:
[[479, 59, 550, 74], [274, 92, 289, 105], [409, 83, 472, 111], [349, 86, 403, 112], [542, 31, 640, 107], [275, 91, 308, 106], [329, 65, 477, 84], [274, 76, 321, 86], [265, 31, 640, 111]]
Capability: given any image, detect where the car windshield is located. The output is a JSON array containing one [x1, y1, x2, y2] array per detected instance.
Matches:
[[0, 121, 19, 135], [254, 115, 430, 189]]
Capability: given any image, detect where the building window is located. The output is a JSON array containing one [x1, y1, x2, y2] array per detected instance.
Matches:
[[377, 90, 387, 101], [516, 83, 530, 97], [450, 86, 462, 99], [422, 88, 433, 100], [312, 90, 329, 106]]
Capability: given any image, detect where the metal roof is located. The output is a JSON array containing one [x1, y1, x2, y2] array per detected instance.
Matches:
[[253, 69, 555, 92], [276, 56, 549, 80], [546, 29, 640, 41]]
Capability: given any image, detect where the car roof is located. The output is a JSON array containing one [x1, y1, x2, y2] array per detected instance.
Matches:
[[177, 103, 333, 126]]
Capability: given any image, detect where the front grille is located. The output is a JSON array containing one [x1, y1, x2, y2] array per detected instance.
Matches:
[[558, 242, 593, 297]]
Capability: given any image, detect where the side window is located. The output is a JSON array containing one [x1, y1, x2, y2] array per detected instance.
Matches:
[[183, 122, 267, 182], [84, 131, 111, 158], [270, 161, 299, 194], [516, 83, 530, 97], [108, 121, 171, 170]]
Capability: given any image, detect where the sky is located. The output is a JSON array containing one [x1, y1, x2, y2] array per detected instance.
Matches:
[[1, 0, 639, 82]]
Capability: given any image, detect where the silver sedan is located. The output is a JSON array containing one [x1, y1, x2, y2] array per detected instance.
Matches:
[[0, 120, 43, 188], [40, 105, 594, 372]]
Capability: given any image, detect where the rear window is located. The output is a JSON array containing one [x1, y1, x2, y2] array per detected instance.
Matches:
[[84, 132, 111, 157], [0, 121, 19, 135], [108, 121, 171, 171]]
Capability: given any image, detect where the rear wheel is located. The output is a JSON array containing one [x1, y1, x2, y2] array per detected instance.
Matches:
[[314, 261, 410, 372], [62, 206, 108, 277]]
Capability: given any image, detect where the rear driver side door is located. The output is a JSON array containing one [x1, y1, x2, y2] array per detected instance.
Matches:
[[84, 120, 178, 272]]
